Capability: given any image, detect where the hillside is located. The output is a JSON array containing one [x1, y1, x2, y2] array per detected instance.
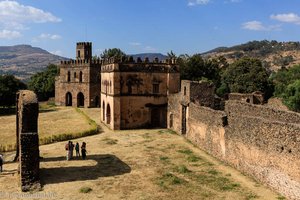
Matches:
[[202, 40, 300, 71], [0, 45, 67, 80]]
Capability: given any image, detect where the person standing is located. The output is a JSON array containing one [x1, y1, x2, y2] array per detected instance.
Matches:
[[65, 141, 70, 160], [75, 142, 80, 157], [70, 141, 74, 160], [0, 154, 3, 173], [81, 142, 87, 160]]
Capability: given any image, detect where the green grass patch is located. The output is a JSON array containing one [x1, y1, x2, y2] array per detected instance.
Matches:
[[79, 186, 92, 193], [195, 172, 241, 192], [102, 137, 118, 145], [246, 193, 259, 199], [277, 196, 286, 200], [159, 156, 169, 161], [174, 165, 191, 174], [157, 172, 185, 188], [177, 148, 193, 155], [187, 155, 201, 162]]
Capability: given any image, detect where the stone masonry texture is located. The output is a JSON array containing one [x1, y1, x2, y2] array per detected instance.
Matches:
[[17, 90, 40, 192]]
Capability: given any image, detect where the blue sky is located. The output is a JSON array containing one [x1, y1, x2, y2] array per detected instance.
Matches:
[[0, 0, 300, 58]]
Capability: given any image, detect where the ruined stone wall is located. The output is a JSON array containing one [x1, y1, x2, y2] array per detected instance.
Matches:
[[167, 87, 300, 199], [187, 103, 227, 160], [17, 90, 40, 192], [167, 93, 181, 133], [225, 100, 300, 199]]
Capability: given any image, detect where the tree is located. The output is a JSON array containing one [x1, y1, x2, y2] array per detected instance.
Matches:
[[271, 64, 300, 97], [28, 64, 58, 101], [167, 50, 177, 59], [0, 75, 27, 107], [100, 48, 126, 59], [282, 80, 300, 112], [220, 57, 273, 96], [179, 54, 221, 87]]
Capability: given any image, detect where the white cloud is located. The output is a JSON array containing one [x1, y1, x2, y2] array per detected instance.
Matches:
[[0, 29, 22, 39], [38, 33, 61, 40], [188, 0, 211, 6], [129, 42, 141, 46], [242, 21, 281, 31], [0, 0, 61, 30], [242, 21, 267, 31], [270, 13, 300, 25]]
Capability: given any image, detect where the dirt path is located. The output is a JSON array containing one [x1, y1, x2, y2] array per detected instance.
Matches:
[[0, 109, 282, 200]]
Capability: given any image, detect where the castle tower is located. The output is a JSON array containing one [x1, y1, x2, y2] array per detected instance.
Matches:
[[55, 42, 101, 108], [76, 42, 92, 60]]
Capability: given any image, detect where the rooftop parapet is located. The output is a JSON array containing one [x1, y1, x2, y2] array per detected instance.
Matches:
[[60, 58, 102, 65], [101, 56, 177, 65]]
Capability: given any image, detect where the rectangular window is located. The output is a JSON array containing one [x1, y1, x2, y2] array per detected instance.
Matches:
[[153, 84, 159, 94]]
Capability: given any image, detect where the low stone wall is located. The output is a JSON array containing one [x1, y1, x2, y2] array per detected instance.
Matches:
[[168, 97, 300, 199], [225, 100, 300, 199], [17, 90, 40, 192], [187, 104, 227, 160]]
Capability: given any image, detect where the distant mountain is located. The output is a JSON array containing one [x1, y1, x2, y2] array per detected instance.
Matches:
[[202, 40, 300, 71], [131, 53, 167, 62], [0, 45, 68, 80]]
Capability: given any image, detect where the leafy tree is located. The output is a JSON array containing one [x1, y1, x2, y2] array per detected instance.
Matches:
[[179, 54, 221, 87], [100, 48, 126, 59], [28, 64, 58, 101], [0, 75, 27, 107], [271, 64, 300, 97], [219, 57, 273, 97], [282, 80, 300, 112]]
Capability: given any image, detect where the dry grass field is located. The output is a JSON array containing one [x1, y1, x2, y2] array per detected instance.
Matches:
[[0, 108, 284, 200], [0, 105, 95, 151]]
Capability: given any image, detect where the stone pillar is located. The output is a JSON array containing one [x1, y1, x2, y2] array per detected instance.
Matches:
[[17, 90, 40, 192]]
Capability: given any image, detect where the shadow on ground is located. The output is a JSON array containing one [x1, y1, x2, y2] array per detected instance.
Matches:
[[40, 154, 131, 185]]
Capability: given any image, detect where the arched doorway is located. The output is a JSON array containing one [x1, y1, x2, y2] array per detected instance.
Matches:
[[102, 102, 105, 121], [77, 92, 84, 107], [95, 96, 100, 107], [106, 104, 111, 124], [65, 92, 72, 106]]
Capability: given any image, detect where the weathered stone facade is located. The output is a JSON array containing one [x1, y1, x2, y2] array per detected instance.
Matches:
[[168, 80, 300, 200], [101, 57, 180, 130], [55, 42, 101, 108], [16, 90, 40, 192]]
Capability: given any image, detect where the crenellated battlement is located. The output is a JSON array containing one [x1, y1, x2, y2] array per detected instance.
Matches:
[[76, 42, 92, 47], [60, 58, 102, 65], [101, 56, 177, 65]]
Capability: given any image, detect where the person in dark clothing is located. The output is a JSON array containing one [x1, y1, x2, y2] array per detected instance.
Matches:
[[0, 154, 3, 173], [81, 142, 87, 160], [75, 142, 80, 157]]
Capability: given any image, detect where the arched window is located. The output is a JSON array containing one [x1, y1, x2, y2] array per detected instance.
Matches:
[[74, 72, 77, 80], [67, 71, 71, 82], [79, 71, 83, 82], [184, 86, 187, 95]]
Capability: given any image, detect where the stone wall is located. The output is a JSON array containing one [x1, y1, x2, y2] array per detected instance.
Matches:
[[225, 100, 300, 199], [17, 90, 40, 192], [167, 81, 300, 199]]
